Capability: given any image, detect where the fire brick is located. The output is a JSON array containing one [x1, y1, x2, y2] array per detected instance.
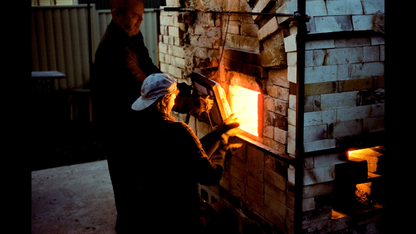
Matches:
[[304, 124, 327, 143], [304, 95, 321, 112], [265, 207, 286, 230], [264, 194, 286, 218], [335, 105, 371, 122], [314, 16, 353, 33], [335, 37, 371, 48], [247, 175, 264, 194], [264, 154, 276, 171], [241, 23, 259, 37], [274, 127, 287, 145], [276, 0, 297, 24], [351, 62, 384, 78], [257, 17, 278, 42], [305, 65, 338, 84], [302, 197, 315, 212], [320, 91, 357, 110], [304, 139, 336, 153], [287, 66, 296, 83], [305, 0, 327, 16], [265, 181, 286, 205], [352, 15, 373, 31], [269, 68, 289, 88], [324, 47, 364, 65], [303, 166, 336, 185], [333, 119, 363, 138], [229, 175, 246, 198], [363, 117, 384, 132], [304, 109, 336, 126], [263, 125, 274, 139], [264, 168, 286, 191], [305, 39, 335, 50], [303, 182, 333, 198], [246, 186, 264, 205], [230, 165, 247, 183], [266, 111, 288, 130], [252, 0, 273, 21], [283, 34, 297, 52], [362, 0, 385, 14], [166, 0, 180, 6], [337, 77, 373, 92], [326, 0, 363, 15]]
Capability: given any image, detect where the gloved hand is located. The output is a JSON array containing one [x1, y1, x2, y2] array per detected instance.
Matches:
[[214, 113, 240, 134], [200, 96, 214, 113]]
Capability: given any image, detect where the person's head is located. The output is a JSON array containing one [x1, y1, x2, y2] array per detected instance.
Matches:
[[111, 0, 144, 36], [131, 73, 179, 114]]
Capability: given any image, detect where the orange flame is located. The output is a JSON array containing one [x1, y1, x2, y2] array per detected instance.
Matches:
[[230, 85, 260, 136]]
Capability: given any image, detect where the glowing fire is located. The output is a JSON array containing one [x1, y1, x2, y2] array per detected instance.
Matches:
[[230, 85, 260, 136]]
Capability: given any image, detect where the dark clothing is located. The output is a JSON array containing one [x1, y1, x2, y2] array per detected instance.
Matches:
[[91, 21, 218, 233], [92, 21, 161, 131], [116, 109, 226, 233], [91, 20, 206, 131]]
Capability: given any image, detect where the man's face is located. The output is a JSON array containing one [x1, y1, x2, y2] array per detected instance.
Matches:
[[111, 0, 144, 36]]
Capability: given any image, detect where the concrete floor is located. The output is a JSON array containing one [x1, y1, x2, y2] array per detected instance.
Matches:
[[31, 160, 117, 234]]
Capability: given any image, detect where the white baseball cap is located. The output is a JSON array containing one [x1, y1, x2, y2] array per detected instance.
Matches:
[[131, 73, 177, 111]]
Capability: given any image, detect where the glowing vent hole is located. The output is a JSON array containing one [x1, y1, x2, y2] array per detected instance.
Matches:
[[230, 85, 260, 136]]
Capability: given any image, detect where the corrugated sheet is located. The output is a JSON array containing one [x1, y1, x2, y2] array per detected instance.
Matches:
[[32, 5, 92, 90], [141, 9, 159, 66], [32, 5, 159, 91]]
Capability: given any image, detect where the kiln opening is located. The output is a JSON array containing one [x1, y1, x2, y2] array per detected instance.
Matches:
[[229, 84, 261, 137]]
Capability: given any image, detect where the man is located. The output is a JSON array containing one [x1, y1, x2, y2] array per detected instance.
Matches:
[[130, 73, 237, 233], [91, 0, 213, 233]]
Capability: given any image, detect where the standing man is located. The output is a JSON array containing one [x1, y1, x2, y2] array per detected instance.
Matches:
[[91, 0, 212, 233]]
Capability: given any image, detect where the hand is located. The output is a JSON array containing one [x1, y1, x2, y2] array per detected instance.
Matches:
[[214, 113, 240, 135], [201, 96, 214, 112]]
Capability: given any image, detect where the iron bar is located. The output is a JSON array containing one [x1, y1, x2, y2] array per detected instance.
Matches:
[[154, 7, 295, 17], [294, 0, 307, 233]]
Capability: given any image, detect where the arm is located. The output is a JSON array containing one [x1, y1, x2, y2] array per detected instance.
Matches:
[[171, 122, 225, 186]]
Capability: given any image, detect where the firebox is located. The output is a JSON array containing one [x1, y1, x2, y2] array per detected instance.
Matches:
[[190, 72, 263, 140], [333, 146, 385, 215], [229, 84, 261, 136]]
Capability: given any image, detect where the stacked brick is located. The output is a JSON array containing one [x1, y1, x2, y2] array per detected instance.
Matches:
[[159, 0, 385, 233], [279, 0, 385, 233], [248, 0, 291, 155], [280, 0, 385, 154], [200, 138, 295, 234], [158, 2, 187, 83]]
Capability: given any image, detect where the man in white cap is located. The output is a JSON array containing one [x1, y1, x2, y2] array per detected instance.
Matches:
[[124, 73, 239, 233]]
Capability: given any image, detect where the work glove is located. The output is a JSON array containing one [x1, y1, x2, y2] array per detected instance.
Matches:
[[214, 113, 240, 134]]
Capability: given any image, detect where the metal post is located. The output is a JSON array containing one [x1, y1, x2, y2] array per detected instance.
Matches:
[[294, 0, 306, 233]]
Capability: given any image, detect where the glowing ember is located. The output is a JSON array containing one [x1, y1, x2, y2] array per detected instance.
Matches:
[[230, 85, 260, 136]]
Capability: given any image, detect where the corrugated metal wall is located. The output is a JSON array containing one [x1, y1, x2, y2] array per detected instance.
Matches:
[[32, 4, 159, 91], [31, 5, 95, 90]]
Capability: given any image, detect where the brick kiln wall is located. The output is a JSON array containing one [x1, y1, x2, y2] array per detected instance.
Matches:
[[283, 1, 385, 233], [284, 0, 385, 156], [158, 0, 385, 233]]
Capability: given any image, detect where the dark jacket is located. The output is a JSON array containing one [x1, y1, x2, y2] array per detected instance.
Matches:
[[91, 21, 206, 133], [132, 109, 226, 233], [91, 21, 160, 130]]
